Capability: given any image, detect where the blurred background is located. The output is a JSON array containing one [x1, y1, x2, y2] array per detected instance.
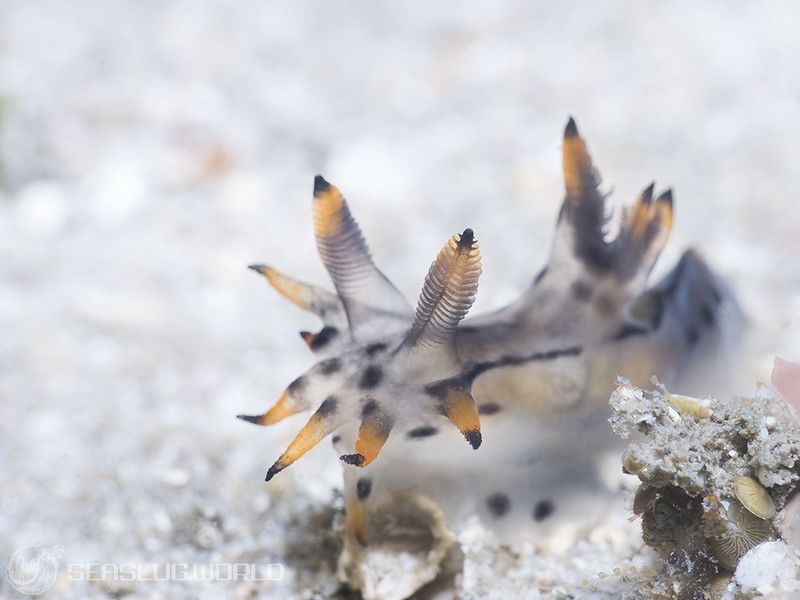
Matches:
[[1, 1, 798, 598]]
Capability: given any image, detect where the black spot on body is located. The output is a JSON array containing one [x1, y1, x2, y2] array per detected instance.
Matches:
[[365, 343, 387, 357], [316, 396, 338, 417], [486, 493, 511, 518], [700, 304, 716, 326], [685, 327, 700, 346], [331, 435, 341, 445], [407, 425, 439, 439], [359, 365, 384, 390], [533, 499, 555, 521], [478, 402, 502, 415], [320, 358, 341, 375], [356, 478, 372, 501], [571, 280, 593, 302], [361, 398, 379, 418], [288, 375, 307, 393], [424, 381, 450, 400], [534, 267, 548, 284], [611, 323, 649, 341], [310, 326, 338, 350]]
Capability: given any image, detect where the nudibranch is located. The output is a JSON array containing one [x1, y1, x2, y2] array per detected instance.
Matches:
[[238, 118, 741, 582], [242, 184, 484, 481]]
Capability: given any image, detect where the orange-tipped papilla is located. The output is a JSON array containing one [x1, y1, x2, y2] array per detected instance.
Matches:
[[247, 264, 345, 328], [626, 183, 673, 246], [442, 388, 482, 450], [562, 117, 599, 204], [653, 189, 674, 237], [248, 264, 316, 310], [628, 182, 656, 240], [313, 175, 346, 238], [265, 395, 340, 481], [237, 377, 308, 427], [340, 400, 393, 468]]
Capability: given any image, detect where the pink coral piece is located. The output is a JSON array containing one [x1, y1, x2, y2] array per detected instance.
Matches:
[[772, 357, 800, 410]]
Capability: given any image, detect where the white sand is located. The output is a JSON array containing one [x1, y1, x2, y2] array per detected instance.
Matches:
[[1, 1, 799, 598]]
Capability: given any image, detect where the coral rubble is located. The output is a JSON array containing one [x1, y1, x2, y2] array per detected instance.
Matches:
[[610, 379, 800, 598]]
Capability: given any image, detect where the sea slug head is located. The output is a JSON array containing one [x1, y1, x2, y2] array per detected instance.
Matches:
[[239, 176, 483, 481]]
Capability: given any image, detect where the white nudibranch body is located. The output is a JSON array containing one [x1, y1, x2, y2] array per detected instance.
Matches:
[[236, 118, 743, 593]]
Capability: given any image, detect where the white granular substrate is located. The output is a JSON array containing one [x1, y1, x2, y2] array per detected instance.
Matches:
[[1, 1, 798, 598]]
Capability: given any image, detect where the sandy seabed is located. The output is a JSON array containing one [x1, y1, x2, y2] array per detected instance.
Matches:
[[1, 1, 799, 598]]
